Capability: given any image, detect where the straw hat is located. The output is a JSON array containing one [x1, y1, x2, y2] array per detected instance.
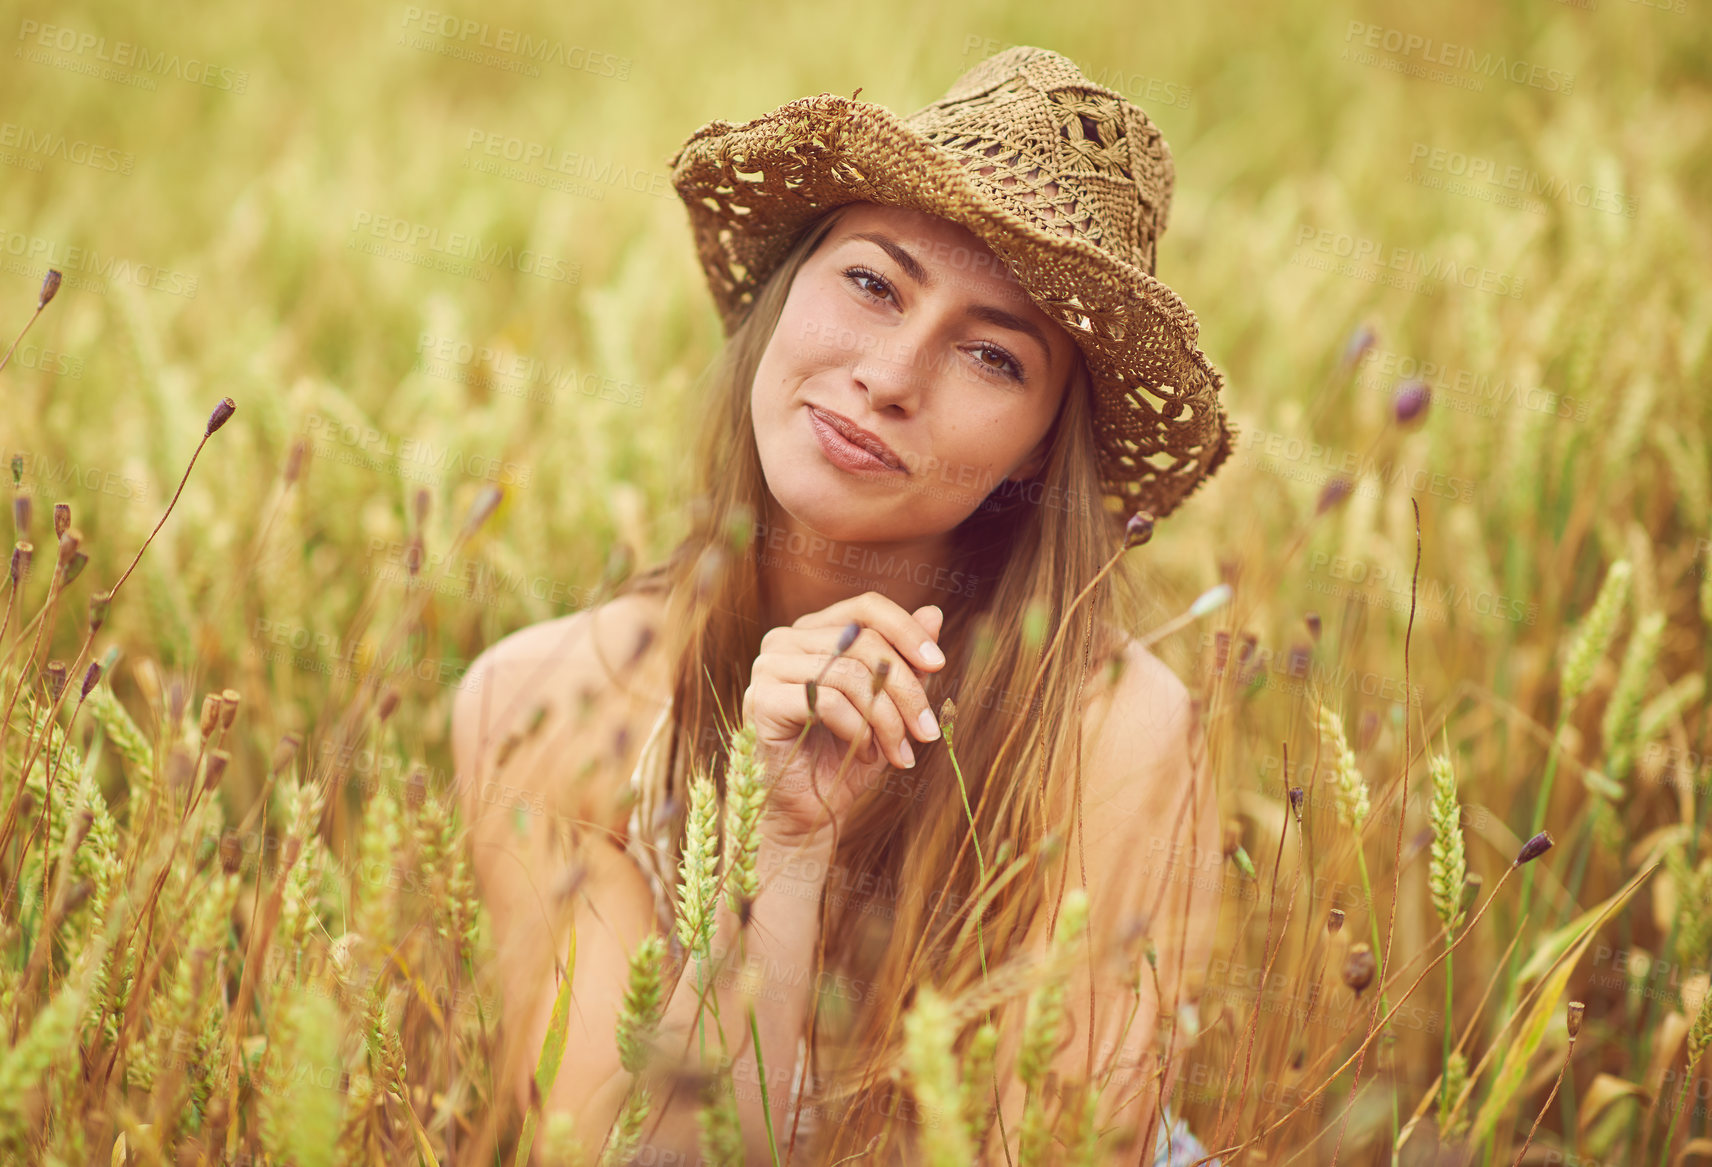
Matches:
[[666, 45, 1236, 526]]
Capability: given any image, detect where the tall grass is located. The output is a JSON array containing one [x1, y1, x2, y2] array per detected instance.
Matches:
[[1, 0, 1709, 1161]]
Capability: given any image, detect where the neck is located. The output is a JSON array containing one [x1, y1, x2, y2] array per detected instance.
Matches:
[[754, 497, 962, 629]]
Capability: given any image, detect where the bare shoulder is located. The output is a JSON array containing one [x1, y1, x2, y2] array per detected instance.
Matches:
[[451, 588, 671, 827], [1075, 636, 1211, 843]]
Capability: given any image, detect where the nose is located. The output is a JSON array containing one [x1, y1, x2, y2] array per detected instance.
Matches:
[[848, 312, 939, 415]]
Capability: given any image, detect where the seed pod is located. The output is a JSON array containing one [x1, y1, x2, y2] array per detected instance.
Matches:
[[412, 487, 431, 526], [204, 750, 230, 794], [405, 534, 423, 577], [56, 525, 80, 566], [37, 269, 62, 309], [869, 658, 890, 700], [939, 697, 957, 736], [377, 686, 400, 723], [1566, 1000, 1584, 1039], [283, 437, 307, 485], [270, 732, 302, 776], [44, 660, 67, 703], [9, 454, 20, 486], [1327, 908, 1345, 935], [1393, 379, 1431, 427], [62, 551, 88, 586], [167, 678, 187, 728], [9, 541, 31, 586], [219, 831, 242, 874], [199, 695, 221, 739], [1342, 942, 1376, 999], [12, 493, 30, 535], [1316, 478, 1352, 515], [1515, 831, 1555, 866], [87, 591, 110, 634], [1304, 611, 1322, 642], [205, 397, 237, 436], [835, 622, 860, 654], [219, 689, 240, 732], [1123, 510, 1156, 550], [80, 661, 101, 698], [53, 503, 70, 539], [1288, 786, 1305, 819]]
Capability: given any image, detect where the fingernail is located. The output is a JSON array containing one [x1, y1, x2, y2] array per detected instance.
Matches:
[[920, 640, 945, 667], [901, 740, 916, 768], [917, 709, 940, 741]]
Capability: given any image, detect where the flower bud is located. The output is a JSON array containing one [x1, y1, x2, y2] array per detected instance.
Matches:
[[1327, 908, 1345, 935], [219, 689, 240, 732], [1124, 510, 1156, 550], [1515, 831, 1555, 866], [1288, 786, 1305, 819], [62, 551, 88, 587], [44, 660, 67, 703], [1305, 611, 1322, 642], [412, 487, 431, 526], [37, 269, 62, 310], [53, 503, 70, 539], [199, 694, 221, 739], [1316, 478, 1353, 516], [204, 750, 230, 794], [869, 658, 890, 700], [87, 591, 110, 635], [80, 661, 101, 698], [12, 493, 30, 535], [1342, 942, 1376, 998], [1566, 1000, 1584, 1039], [405, 534, 423, 577], [284, 438, 307, 485], [270, 732, 302, 776], [939, 697, 957, 736], [206, 397, 236, 436], [10, 541, 31, 587], [9, 454, 21, 486], [1392, 379, 1431, 427], [377, 687, 400, 723], [835, 622, 860, 655]]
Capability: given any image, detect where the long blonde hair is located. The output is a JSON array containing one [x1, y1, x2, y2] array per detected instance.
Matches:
[[618, 202, 1153, 1160]]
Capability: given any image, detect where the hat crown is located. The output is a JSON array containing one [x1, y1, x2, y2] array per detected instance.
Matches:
[[902, 46, 1176, 276]]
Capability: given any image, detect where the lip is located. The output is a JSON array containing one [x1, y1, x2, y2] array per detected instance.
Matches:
[[806, 406, 908, 475]]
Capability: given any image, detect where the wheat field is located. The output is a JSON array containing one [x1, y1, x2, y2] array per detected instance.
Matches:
[[1, 0, 1710, 1162]]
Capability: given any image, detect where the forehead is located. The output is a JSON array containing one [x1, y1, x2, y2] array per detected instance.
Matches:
[[819, 203, 1070, 355]]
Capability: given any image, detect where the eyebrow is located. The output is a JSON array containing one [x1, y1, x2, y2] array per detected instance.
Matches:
[[845, 231, 1053, 367]]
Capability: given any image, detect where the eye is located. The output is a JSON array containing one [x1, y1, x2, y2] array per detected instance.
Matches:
[[969, 343, 1025, 382], [842, 265, 894, 304]]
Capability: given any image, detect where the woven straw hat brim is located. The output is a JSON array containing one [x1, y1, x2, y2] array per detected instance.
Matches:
[[668, 92, 1235, 525]]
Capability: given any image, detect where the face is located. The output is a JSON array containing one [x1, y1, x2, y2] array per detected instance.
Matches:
[[750, 202, 1079, 544]]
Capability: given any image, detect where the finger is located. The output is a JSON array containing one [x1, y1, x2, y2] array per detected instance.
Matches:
[[761, 646, 915, 769], [748, 672, 881, 772], [791, 591, 945, 676]]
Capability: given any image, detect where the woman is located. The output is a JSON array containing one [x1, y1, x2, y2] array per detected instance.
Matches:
[[455, 45, 1233, 1165]]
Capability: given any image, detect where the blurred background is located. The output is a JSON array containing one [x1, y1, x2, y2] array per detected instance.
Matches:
[[3, 0, 1710, 1161]]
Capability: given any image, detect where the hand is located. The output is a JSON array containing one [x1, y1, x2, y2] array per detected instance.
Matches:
[[742, 592, 947, 846]]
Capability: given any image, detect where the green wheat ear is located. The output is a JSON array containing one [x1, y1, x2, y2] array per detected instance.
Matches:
[[1428, 752, 1467, 935], [676, 766, 721, 962], [697, 1066, 743, 1167], [1316, 706, 1369, 832], [903, 984, 976, 1167], [615, 934, 667, 1076], [1560, 558, 1631, 708], [722, 723, 768, 915], [1600, 609, 1665, 787]]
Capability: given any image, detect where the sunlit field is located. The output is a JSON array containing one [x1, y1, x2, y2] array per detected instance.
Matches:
[[2, 0, 1710, 1162]]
